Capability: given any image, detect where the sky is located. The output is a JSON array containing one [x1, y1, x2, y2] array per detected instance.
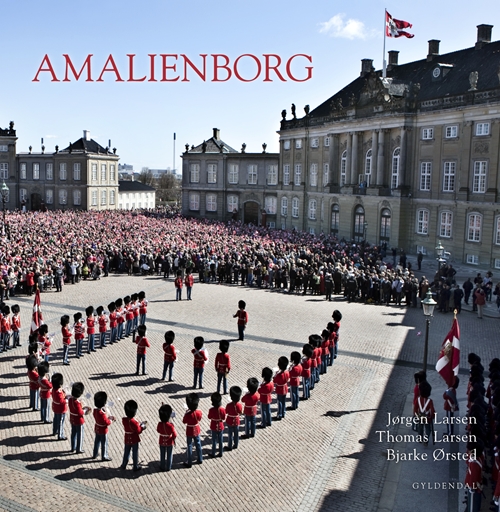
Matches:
[[0, 0, 498, 171]]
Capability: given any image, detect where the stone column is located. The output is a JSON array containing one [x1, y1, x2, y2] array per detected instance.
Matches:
[[351, 132, 358, 185], [399, 126, 406, 187], [376, 129, 385, 186], [345, 133, 352, 185], [370, 130, 378, 187]]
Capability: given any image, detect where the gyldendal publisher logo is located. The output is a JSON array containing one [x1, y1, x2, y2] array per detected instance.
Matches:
[[411, 482, 480, 490]]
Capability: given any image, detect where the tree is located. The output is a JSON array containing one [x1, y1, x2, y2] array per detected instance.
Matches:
[[139, 168, 154, 187]]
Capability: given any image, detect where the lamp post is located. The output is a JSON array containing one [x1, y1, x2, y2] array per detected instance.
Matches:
[[422, 290, 437, 373], [436, 240, 445, 272], [1, 181, 9, 238]]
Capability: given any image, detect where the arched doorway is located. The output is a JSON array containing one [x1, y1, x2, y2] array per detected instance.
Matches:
[[380, 208, 391, 244], [243, 201, 259, 225], [353, 205, 365, 242], [31, 193, 42, 211]]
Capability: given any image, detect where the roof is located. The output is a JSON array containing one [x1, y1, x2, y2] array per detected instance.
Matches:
[[60, 137, 116, 155], [186, 136, 238, 154], [118, 180, 156, 192]]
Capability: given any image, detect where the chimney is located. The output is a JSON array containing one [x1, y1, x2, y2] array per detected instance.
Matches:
[[476, 24, 493, 49], [83, 130, 91, 141], [388, 50, 399, 67], [360, 59, 374, 77], [427, 40, 440, 61], [213, 128, 220, 141]]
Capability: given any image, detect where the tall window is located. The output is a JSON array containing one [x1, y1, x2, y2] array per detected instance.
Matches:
[[19, 188, 27, 203], [295, 139, 302, 149], [227, 195, 238, 213], [91, 163, 97, 181], [353, 205, 365, 242], [46, 163, 53, 180], [324, 136, 331, 147], [73, 163, 81, 181], [109, 190, 115, 205], [101, 164, 107, 182], [281, 196, 288, 216], [247, 165, 258, 185], [0, 163, 8, 180], [228, 164, 239, 184], [473, 161, 487, 193], [467, 213, 482, 242], [308, 199, 317, 220], [331, 205, 339, 233], [207, 164, 217, 184], [33, 163, 40, 180], [340, 150, 347, 186], [391, 147, 400, 189], [416, 209, 429, 235], [283, 164, 290, 185], [292, 197, 299, 218], [91, 190, 97, 206], [110, 164, 116, 181], [265, 196, 277, 214], [267, 165, 278, 185], [420, 162, 431, 191], [439, 211, 453, 238], [443, 162, 456, 192], [380, 208, 391, 241], [323, 164, 329, 186], [422, 128, 434, 140], [476, 123, 490, 136], [189, 192, 200, 211], [59, 189, 68, 205], [310, 138, 319, 148], [73, 190, 81, 206], [364, 149, 372, 186], [294, 164, 301, 186], [445, 125, 458, 138], [310, 163, 318, 186], [101, 190, 107, 205], [45, 189, 53, 204], [495, 217, 500, 245], [283, 140, 290, 150], [190, 163, 200, 183], [206, 194, 217, 211], [60, 163, 67, 181], [20, 163, 26, 180]]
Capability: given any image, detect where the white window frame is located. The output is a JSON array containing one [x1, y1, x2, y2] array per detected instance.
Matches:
[[207, 164, 217, 184], [91, 190, 97, 206], [0, 145, 7, 152], [331, 205, 339, 231], [292, 197, 299, 218], [110, 164, 116, 182], [73, 163, 81, 181], [109, 189, 115, 205], [295, 139, 302, 149], [0, 163, 8, 180], [445, 125, 458, 138], [45, 189, 53, 204], [439, 211, 453, 238], [308, 199, 317, 220], [294, 164, 302, 186], [33, 163, 40, 180], [267, 165, 278, 185], [281, 196, 288, 216], [20, 163, 26, 180], [189, 192, 200, 211], [422, 128, 434, 140], [46, 163, 53, 180], [323, 163, 329, 187], [247, 165, 258, 185], [100, 163, 107, 182], [420, 162, 431, 191], [100, 190, 107, 206], [467, 254, 479, 265], [19, 188, 27, 202], [495, 216, 500, 245], [310, 138, 319, 148], [473, 161, 487, 193], [391, 147, 400, 189], [73, 189, 81, 206], [494, 258, 500, 270], [265, 196, 277, 215], [60, 163, 67, 181], [283, 140, 290, 150], [416, 209, 429, 235], [476, 122, 490, 136], [364, 149, 372, 186], [190, 163, 200, 183], [227, 195, 238, 213], [443, 162, 456, 192], [283, 164, 290, 186], [91, 163, 97, 181], [340, 150, 347, 186], [228, 164, 239, 184], [206, 193, 217, 212], [310, 163, 318, 186], [324, 136, 331, 147], [59, 189, 67, 205], [467, 213, 482, 242]]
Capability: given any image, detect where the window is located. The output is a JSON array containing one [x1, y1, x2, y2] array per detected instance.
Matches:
[[324, 136, 331, 147], [91, 190, 97, 206], [340, 150, 347, 186], [0, 163, 8, 180], [294, 164, 302, 186], [292, 197, 299, 218], [467, 254, 479, 265], [496, 217, 500, 245], [227, 195, 238, 213], [101, 190, 107, 205], [308, 199, 317, 220], [281, 196, 288, 216], [265, 196, 277, 214], [283, 164, 290, 186], [391, 147, 400, 189], [46, 163, 53, 180], [439, 211, 453, 238], [109, 189, 115, 205], [473, 161, 487, 193], [247, 165, 258, 185], [467, 213, 482, 242], [283, 140, 290, 150], [420, 162, 431, 191], [91, 163, 97, 181], [110, 164, 115, 181], [309, 227, 315, 235], [190, 164, 200, 183], [364, 149, 372, 186], [59, 189, 67, 205], [353, 205, 365, 242], [206, 194, 217, 211], [295, 139, 302, 149], [495, 258, 500, 269], [422, 128, 434, 140], [73, 163, 81, 181], [207, 164, 217, 184], [323, 164, 329, 186], [443, 162, 456, 192], [267, 222, 276, 229], [33, 163, 40, 180], [380, 208, 391, 241], [445, 125, 458, 138], [19, 188, 27, 202], [60, 163, 67, 180], [331, 205, 339, 233], [476, 122, 490, 136], [0, 145, 7, 152], [101, 164, 107, 182], [416, 209, 429, 235], [20, 163, 26, 180], [189, 192, 200, 211], [228, 164, 239, 184], [267, 165, 278, 185], [45, 189, 53, 204], [310, 163, 318, 186], [311, 138, 319, 148]]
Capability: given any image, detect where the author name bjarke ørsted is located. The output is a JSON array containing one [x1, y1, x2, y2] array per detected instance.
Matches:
[[32, 54, 313, 82]]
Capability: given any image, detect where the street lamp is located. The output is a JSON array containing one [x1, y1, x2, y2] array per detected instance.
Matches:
[[436, 240, 445, 272], [1, 181, 9, 238], [422, 290, 437, 373]]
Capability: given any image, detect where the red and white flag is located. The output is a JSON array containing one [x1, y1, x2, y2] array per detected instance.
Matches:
[[435, 317, 460, 387], [386, 11, 414, 39], [30, 288, 43, 334]]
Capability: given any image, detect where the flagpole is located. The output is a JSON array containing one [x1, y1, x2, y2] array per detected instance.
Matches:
[[382, 8, 387, 78]]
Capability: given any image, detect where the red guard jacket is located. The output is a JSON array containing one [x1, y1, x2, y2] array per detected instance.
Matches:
[[163, 343, 176, 362], [182, 409, 202, 437], [39, 376, 53, 399], [242, 392, 260, 416], [273, 371, 290, 396], [51, 388, 67, 414], [258, 382, 274, 404], [135, 336, 151, 355], [289, 364, 303, 387], [68, 397, 85, 426], [225, 402, 242, 427], [157, 421, 177, 446], [94, 408, 112, 434], [215, 353, 230, 374], [122, 417, 144, 445], [208, 406, 226, 431]]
